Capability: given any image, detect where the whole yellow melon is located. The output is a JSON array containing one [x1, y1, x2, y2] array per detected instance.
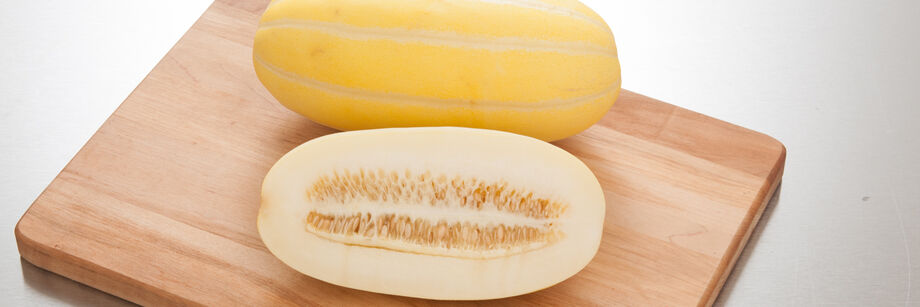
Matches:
[[253, 0, 620, 141]]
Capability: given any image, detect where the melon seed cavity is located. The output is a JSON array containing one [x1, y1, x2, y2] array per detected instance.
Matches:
[[303, 169, 569, 259]]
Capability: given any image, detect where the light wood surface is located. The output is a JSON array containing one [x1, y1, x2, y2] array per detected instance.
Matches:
[[15, 0, 785, 305]]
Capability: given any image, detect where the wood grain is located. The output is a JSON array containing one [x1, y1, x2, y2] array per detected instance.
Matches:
[[15, 0, 785, 305]]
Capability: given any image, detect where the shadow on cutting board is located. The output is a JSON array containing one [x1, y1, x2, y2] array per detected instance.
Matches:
[[713, 183, 784, 306], [21, 258, 135, 307]]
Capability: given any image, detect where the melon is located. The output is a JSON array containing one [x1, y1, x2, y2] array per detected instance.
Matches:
[[258, 127, 605, 299], [253, 0, 621, 141]]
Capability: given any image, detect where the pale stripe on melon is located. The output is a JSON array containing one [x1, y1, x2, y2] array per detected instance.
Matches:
[[255, 32, 617, 107], [254, 55, 619, 141], [260, 0, 615, 49], [470, 0, 610, 31], [259, 19, 615, 56]]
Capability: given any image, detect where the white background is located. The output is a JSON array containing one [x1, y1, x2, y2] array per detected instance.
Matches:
[[1, 0, 918, 305]]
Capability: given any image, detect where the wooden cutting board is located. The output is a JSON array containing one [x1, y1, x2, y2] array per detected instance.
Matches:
[[15, 0, 785, 305]]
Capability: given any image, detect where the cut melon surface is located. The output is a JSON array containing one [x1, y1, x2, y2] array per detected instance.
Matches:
[[258, 127, 605, 300]]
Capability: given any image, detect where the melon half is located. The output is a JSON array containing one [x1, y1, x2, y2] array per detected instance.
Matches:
[[258, 127, 605, 300]]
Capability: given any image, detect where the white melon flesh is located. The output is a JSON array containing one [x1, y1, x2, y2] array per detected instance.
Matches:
[[258, 127, 605, 300]]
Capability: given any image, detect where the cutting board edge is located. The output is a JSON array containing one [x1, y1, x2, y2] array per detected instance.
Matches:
[[701, 145, 786, 306], [14, 216, 191, 306]]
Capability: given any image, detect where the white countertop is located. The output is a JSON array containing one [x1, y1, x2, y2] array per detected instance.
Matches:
[[2, 1, 918, 305]]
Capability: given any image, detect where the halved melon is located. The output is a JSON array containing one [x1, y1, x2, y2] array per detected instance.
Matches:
[[258, 127, 605, 300]]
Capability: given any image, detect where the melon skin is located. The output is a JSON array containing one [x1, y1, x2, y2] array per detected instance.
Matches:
[[258, 127, 605, 300], [253, 0, 621, 141]]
